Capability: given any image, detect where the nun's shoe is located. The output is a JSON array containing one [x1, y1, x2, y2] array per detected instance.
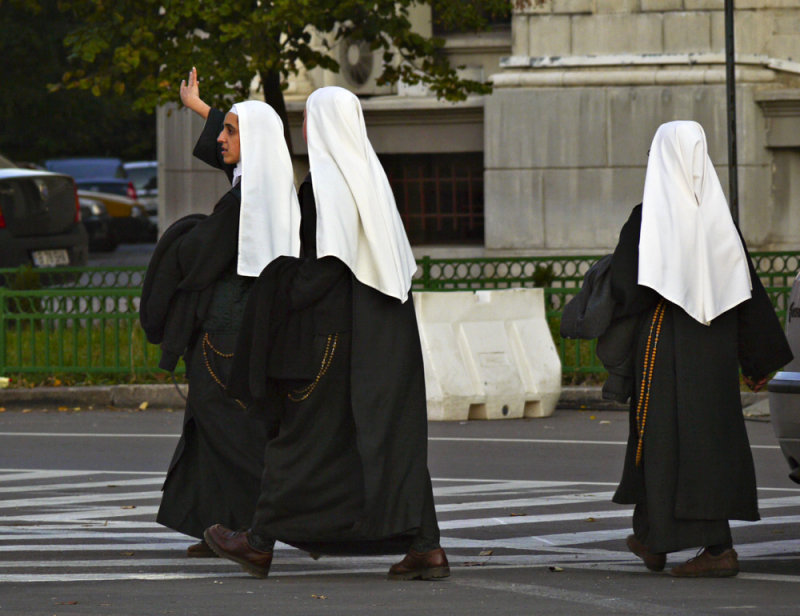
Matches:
[[203, 524, 273, 578], [387, 547, 450, 581], [670, 548, 739, 578], [186, 539, 218, 558], [626, 534, 666, 572]]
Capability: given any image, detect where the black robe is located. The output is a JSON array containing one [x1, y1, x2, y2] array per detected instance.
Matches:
[[228, 174, 438, 555], [142, 109, 267, 539], [610, 205, 792, 552]]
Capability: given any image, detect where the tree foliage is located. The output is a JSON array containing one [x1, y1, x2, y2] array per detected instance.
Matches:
[[0, 0, 155, 163], [54, 0, 528, 114]]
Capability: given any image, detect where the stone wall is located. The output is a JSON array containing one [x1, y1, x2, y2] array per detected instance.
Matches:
[[483, 2, 800, 254]]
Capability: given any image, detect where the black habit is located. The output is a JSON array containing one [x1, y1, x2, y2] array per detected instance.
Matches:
[[610, 205, 792, 553], [140, 109, 267, 539], [228, 174, 438, 555]]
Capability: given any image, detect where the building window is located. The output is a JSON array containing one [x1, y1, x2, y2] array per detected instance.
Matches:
[[380, 153, 484, 245]]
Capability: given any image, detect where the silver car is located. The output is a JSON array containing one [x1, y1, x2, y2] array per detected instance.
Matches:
[[768, 273, 800, 483]]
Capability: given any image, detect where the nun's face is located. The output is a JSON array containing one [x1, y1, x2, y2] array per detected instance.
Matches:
[[218, 113, 241, 164]]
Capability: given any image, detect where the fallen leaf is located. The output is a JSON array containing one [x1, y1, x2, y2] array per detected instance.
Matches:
[[0, 408, 5, 413], [54, 601, 79, 605], [599, 420, 610, 425], [139, 401, 149, 411], [73, 407, 81, 411], [21, 408, 32, 413], [311, 594, 327, 600], [509, 512, 527, 517], [58, 406, 69, 412], [589, 415, 596, 420], [53, 378, 62, 386], [549, 566, 564, 572], [121, 551, 135, 556], [479, 549, 493, 556], [586, 517, 596, 523], [121, 505, 136, 509]]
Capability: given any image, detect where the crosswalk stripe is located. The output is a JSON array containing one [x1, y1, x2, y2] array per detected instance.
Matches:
[[2, 468, 800, 584]]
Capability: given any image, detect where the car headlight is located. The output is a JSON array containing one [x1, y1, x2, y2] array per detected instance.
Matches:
[[80, 198, 105, 216]]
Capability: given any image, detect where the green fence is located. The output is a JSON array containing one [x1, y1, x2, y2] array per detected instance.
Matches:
[[1, 253, 797, 378]]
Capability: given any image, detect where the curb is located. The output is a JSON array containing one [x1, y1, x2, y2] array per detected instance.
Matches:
[[0, 384, 769, 413], [0, 384, 187, 409]]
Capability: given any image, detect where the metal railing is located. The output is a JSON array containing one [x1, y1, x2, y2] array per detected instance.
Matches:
[[1, 252, 797, 378]]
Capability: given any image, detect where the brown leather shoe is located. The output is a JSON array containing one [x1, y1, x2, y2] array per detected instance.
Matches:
[[203, 524, 273, 578], [670, 548, 739, 578], [186, 539, 218, 558], [626, 534, 666, 572], [388, 547, 450, 581]]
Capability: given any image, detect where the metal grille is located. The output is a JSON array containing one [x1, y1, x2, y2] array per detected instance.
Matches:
[[382, 153, 484, 245], [1, 251, 796, 377]]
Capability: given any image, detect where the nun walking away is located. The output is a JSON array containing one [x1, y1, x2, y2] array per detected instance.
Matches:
[[140, 68, 301, 557], [609, 121, 791, 577], [204, 86, 448, 581]]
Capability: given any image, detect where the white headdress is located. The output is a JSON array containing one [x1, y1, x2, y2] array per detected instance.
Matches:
[[230, 101, 301, 276], [638, 121, 751, 325], [305, 86, 416, 302]]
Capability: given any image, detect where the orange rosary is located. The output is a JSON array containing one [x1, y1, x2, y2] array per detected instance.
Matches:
[[635, 299, 666, 466]]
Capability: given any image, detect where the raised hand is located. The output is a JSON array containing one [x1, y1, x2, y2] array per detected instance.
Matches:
[[180, 67, 210, 120]]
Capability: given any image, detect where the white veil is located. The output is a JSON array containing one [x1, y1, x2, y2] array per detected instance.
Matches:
[[230, 101, 301, 277], [638, 121, 752, 325], [305, 87, 416, 302]]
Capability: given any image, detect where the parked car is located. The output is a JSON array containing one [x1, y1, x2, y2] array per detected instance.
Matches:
[[123, 160, 158, 216], [44, 157, 138, 200], [78, 195, 118, 252], [769, 273, 800, 483], [0, 168, 88, 268], [77, 189, 156, 244]]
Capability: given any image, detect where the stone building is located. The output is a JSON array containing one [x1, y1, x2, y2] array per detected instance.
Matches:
[[158, 2, 800, 256], [486, 0, 800, 254]]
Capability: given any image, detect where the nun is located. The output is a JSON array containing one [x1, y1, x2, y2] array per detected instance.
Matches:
[[204, 86, 448, 581], [140, 67, 301, 557], [609, 121, 791, 577]]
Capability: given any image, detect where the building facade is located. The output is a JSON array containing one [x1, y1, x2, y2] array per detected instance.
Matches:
[[158, 2, 800, 256], [486, 0, 800, 254]]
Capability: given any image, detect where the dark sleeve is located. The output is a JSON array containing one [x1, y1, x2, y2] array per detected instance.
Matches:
[[610, 204, 660, 317], [192, 108, 235, 183], [738, 249, 793, 379], [298, 175, 317, 259]]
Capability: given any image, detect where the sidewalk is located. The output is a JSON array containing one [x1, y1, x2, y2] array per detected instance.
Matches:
[[0, 384, 770, 416]]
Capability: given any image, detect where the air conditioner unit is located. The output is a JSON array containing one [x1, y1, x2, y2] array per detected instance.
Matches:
[[324, 38, 396, 96]]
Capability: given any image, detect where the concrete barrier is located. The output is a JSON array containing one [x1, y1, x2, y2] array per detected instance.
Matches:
[[414, 288, 562, 421]]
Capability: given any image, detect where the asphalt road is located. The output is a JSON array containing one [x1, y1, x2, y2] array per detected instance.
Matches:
[[88, 243, 155, 268], [1, 407, 800, 615]]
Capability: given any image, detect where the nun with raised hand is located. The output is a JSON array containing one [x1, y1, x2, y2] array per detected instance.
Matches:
[[140, 67, 300, 557], [204, 86, 448, 581], [608, 121, 791, 577]]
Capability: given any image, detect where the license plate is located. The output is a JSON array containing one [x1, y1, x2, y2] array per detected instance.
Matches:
[[31, 249, 70, 267]]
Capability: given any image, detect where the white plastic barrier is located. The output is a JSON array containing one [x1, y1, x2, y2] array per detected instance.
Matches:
[[414, 288, 562, 421]]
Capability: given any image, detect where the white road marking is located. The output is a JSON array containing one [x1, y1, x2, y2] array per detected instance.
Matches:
[[0, 490, 162, 509], [0, 432, 781, 449], [0, 432, 179, 438], [2, 468, 800, 585], [0, 476, 163, 494]]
